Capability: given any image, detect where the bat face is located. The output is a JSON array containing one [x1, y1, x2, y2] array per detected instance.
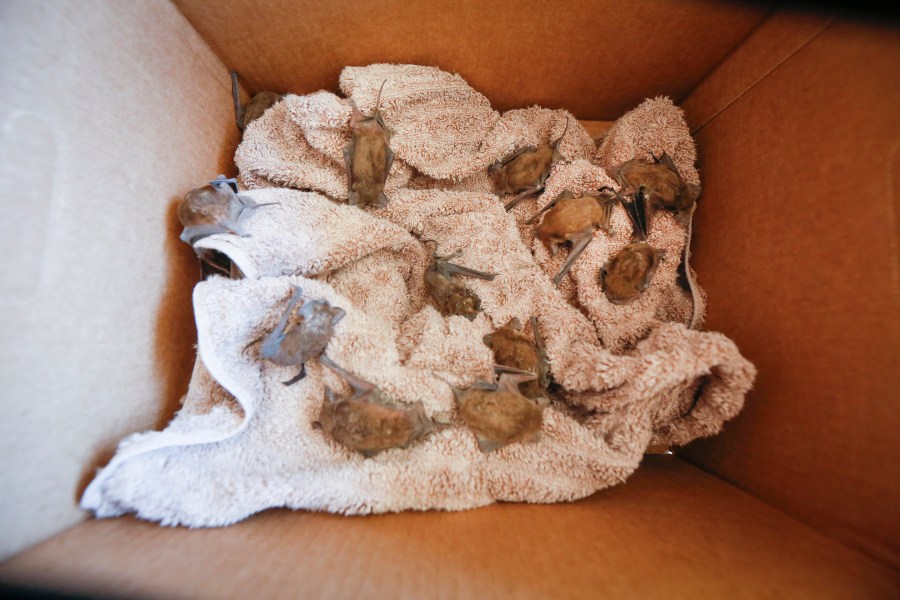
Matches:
[[257, 290, 345, 385], [319, 392, 437, 457], [484, 319, 548, 399], [535, 193, 612, 254], [344, 85, 394, 209], [458, 374, 544, 452], [240, 91, 282, 130], [600, 242, 662, 304]]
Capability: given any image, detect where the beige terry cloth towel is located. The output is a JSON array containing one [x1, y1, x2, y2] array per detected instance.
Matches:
[[82, 65, 754, 526]]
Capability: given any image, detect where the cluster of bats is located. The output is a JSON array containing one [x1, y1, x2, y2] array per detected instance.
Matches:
[[173, 73, 701, 457]]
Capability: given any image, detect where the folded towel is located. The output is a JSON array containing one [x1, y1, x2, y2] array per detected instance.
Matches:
[[82, 65, 754, 526]]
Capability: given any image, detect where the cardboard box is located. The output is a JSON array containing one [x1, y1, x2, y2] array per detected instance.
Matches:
[[0, 0, 897, 596]]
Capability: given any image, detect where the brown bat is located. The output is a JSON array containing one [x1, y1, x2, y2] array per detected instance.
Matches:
[[484, 317, 550, 400], [456, 372, 546, 453], [600, 242, 664, 304], [528, 190, 615, 285], [195, 247, 243, 280], [491, 118, 569, 210], [231, 71, 283, 132], [256, 286, 346, 385], [343, 81, 394, 208], [611, 151, 700, 225], [317, 356, 441, 457], [178, 175, 275, 244], [423, 244, 497, 321]]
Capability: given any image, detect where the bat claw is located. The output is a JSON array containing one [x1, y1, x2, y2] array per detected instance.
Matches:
[[282, 364, 307, 386]]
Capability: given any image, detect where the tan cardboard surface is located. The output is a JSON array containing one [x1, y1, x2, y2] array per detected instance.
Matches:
[[172, 0, 770, 120], [680, 13, 900, 567], [0, 0, 241, 560], [3, 457, 897, 599]]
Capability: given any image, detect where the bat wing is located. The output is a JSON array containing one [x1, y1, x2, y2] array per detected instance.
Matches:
[[230, 71, 245, 132], [525, 193, 565, 225], [529, 316, 549, 370], [504, 185, 542, 210], [441, 261, 496, 281], [618, 193, 648, 240], [492, 364, 536, 377], [552, 231, 593, 286], [383, 145, 395, 182], [209, 175, 240, 193], [471, 380, 499, 391], [319, 356, 377, 396]]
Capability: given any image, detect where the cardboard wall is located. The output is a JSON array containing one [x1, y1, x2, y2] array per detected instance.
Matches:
[[0, 0, 240, 560], [680, 11, 900, 566], [172, 0, 771, 120]]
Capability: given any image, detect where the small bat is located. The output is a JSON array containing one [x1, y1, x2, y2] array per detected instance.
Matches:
[[343, 81, 394, 208], [317, 356, 441, 457], [423, 243, 497, 321], [456, 372, 546, 453], [178, 175, 276, 244], [611, 151, 700, 225], [255, 286, 345, 385], [600, 242, 664, 304], [484, 317, 550, 400], [231, 71, 283, 132], [491, 118, 569, 210], [529, 190, 615, 285], [195, 247, 243, 280]]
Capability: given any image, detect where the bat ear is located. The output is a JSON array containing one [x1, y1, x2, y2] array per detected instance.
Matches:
[[508, 317, 522, 330], [332, 307, 346, 323], [482, 333, 494, 346], [688, 183, 701, 199], [661, 153, 680, 172]]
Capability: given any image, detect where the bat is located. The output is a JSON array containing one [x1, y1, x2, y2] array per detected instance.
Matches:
[[195, 247, 243, 280], [178, 175, 276, 245], [484, 317, 550, 399], [231, 71, 283, 132], [529, 190, 615, 285], [491, 118, 569, 210], [600, 242, 664, 304], [456, 372, 546, 453], [253, 286, 346, 385], [611, 151, 700, 225], [343, 81, 394, 208], [423, 243, 497, 321], [317, 356, 441, 457]]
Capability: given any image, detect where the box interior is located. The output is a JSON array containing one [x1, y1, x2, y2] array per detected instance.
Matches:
[[0, 0, 897, 592]]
